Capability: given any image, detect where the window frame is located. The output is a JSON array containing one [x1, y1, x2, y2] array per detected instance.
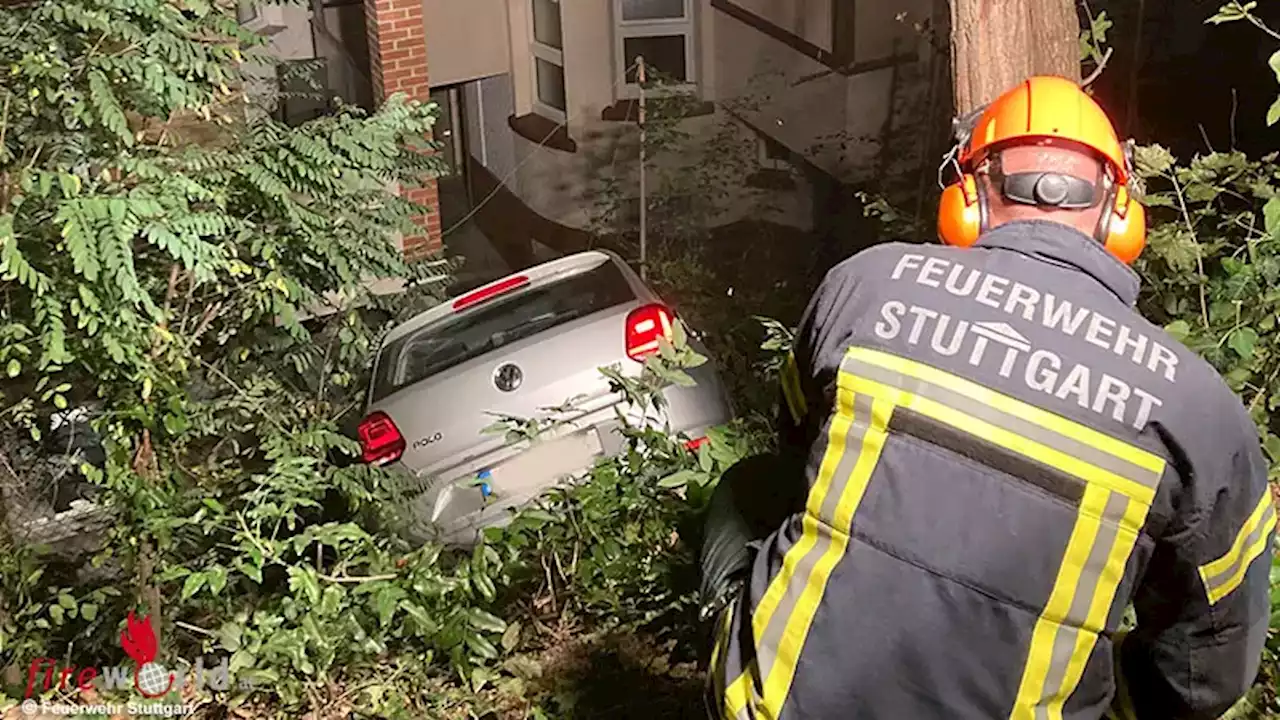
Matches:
[[613, 0, 698, 100], [530, 0, 568, 123]]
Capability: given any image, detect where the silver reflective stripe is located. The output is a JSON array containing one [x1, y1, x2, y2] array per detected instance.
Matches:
[[754, 392, 874, 679], [1034, 490, 1129, 718], [840, 357, 1162, 493]]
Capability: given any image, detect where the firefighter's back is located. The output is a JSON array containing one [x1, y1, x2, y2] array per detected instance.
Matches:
[[712, 222, 1266, 719]]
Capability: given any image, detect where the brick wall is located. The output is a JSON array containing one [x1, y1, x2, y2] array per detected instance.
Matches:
[[364, 0, 441, 259]]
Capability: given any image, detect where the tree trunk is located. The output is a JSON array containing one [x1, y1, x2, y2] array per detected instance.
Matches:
[[949, 0, 1082, 114]]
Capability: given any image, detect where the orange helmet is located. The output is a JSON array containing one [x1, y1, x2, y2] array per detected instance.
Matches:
[[937, 76, 1146, 264]]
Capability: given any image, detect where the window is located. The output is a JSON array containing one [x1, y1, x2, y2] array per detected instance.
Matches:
[[531, 0, 567, 120], [614, 0, 696, 97], [372, 261, 637, 401], [758, 137, 789, 171]]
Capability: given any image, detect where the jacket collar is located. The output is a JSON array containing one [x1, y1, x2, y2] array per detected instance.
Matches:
[[974, 220, 1141, 307]]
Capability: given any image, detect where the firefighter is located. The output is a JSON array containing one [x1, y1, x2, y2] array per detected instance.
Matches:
[[700, 76, 1273, 720]]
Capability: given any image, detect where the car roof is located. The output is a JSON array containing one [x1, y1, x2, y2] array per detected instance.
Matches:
[[382, 250, 630, 346]]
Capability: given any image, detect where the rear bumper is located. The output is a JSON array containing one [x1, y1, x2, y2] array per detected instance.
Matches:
[[400, 362, 735, 547]]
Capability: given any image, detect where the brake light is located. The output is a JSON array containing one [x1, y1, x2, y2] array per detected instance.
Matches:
[[626, 304, 674, 361], [452, 275, 530, 311], [358, 411, 406, 466]]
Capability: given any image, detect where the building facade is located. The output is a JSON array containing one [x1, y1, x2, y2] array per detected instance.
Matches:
[[245, 0, 951, 267]]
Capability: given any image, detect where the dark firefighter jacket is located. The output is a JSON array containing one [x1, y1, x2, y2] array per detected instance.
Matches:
[[707, 220, 1274, 720]]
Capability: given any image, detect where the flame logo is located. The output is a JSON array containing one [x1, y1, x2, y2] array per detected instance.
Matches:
[[120, 612, 173, 698], [120, 612, 157, 665]]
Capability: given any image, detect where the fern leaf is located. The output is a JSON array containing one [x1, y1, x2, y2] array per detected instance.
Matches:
[[56, 202, 102, 282], [87, 70, 134, 146]]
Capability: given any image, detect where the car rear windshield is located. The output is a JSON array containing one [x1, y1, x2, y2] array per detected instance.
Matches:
[[371, 259, 636, 402]]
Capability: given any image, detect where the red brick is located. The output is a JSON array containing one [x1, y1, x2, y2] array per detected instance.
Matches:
[[389, 15, 424, 28], [365, 0, 438, 256], [392, 37, 425, 50], [377, 27, 413, 42], [379, 48, 415, 63]]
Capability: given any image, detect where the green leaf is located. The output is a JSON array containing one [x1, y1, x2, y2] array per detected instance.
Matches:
[[658, 469, 701, 489], [58, 174, 80, 198], [1270, 49, 1280, 83], [80, 603, 98, 621], [287, 567, 321, 605], [698, 444, 713, 472], [466, 633, 499, 660], [1135, 144, 1176, 177], [218, 623, 244, 653], [469, 609, 507, 634], [473, 571, 496, 602], [182, 572, 207, 600], [1268, 96, 1280, 128], [1264, 434, 1280, 464], [1164, 320, 1192, 343], [373, 586, 405, 626], [1229, 327, 1259, 358], [402, 602, 439, 636], [1265, 197, 1280, 237], [519, 509, 557, 525], [501, 621, 522, 652], [207, 567, 228, 595], [87, 70, 134, 146], [318, 585, 343, 616], [5, 359, 19, 378]]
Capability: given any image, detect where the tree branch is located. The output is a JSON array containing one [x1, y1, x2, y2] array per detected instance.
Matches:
[[317, 572, 398, 584], [1080, 47, 1114, 88]]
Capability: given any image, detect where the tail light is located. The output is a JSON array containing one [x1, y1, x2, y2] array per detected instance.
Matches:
[[452, 274, 530, 311], [358, 411, 406, 466], [626, 303, 674, 361]]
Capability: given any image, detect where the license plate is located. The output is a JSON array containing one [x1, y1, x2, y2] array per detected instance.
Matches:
[[487, 428, 603, 500]]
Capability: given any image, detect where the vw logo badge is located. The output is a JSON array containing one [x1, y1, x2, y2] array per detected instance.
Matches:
[[493, 363, 523, 392]]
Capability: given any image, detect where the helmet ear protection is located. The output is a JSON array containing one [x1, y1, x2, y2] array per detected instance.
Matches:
[[936, 83, 1147, 265]]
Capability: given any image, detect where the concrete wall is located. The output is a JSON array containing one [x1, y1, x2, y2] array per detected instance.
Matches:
[[711, 0, 939, 186], [241, 4, 315, 113], [731, 0, 831, 51], [423, 0, 511, 87]]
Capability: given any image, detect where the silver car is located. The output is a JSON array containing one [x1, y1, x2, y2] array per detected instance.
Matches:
[[358, 250, 735, 546]]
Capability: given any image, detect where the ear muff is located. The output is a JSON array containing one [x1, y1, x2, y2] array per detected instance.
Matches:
[[1096, 184, 1146, 264], [938, 174, 984, 247]]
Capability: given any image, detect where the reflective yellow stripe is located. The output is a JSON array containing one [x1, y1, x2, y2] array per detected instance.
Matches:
[[846, 347, 1166, 479], [837, 347, 1161, 720], [718, 347, 1162, 719], [710, 605, 733, 715], [845, 374, 1155, 519], [739, 382, 892, 719], [749, 384, 858, 645], [760, 396, 893, 719], [780, 351, 806, 424], [723, 661, 755, 720], [1199, 491, 1277, 605], [1053, 496, 1146, 712], [1010, 484, 1109, 720]]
